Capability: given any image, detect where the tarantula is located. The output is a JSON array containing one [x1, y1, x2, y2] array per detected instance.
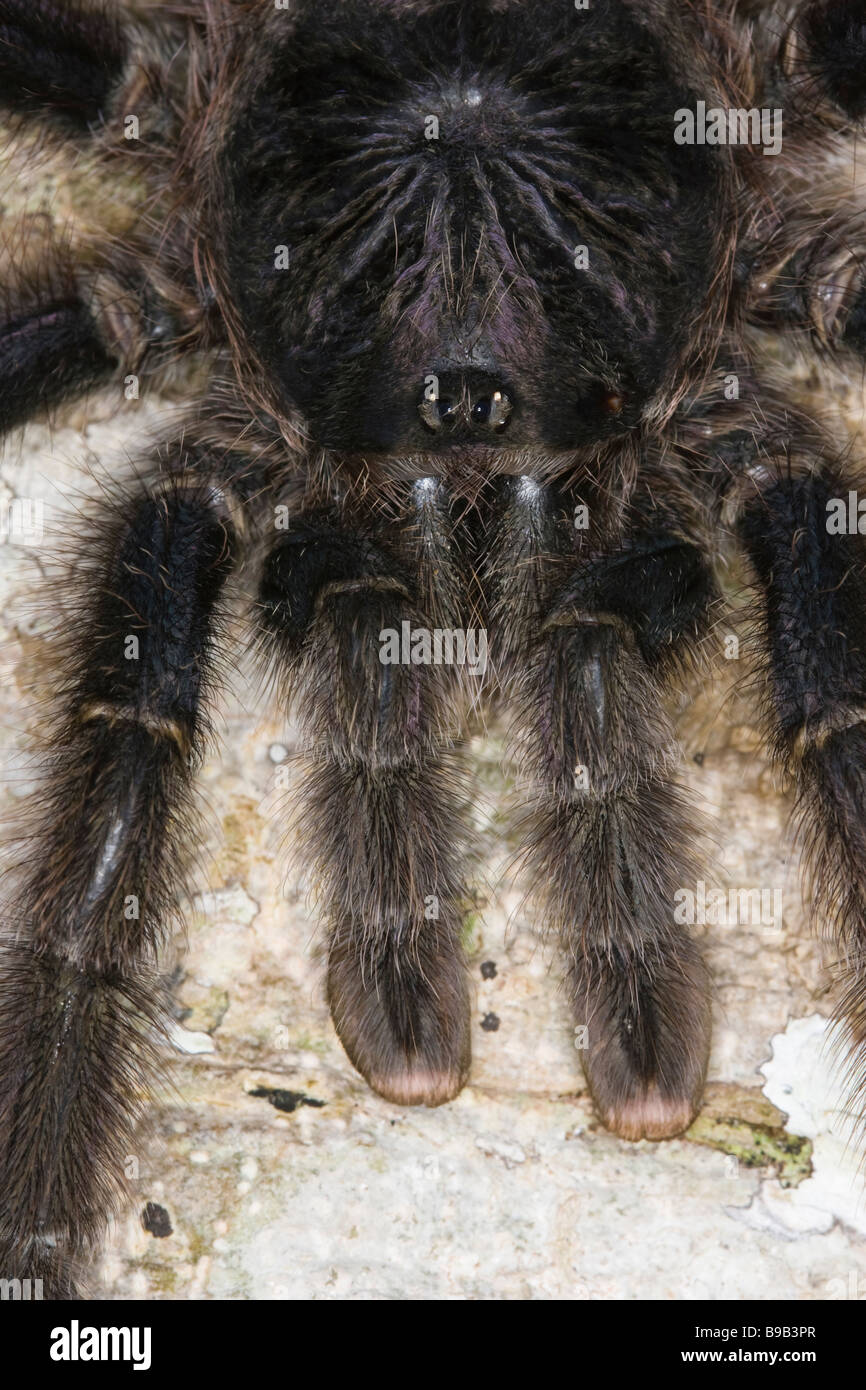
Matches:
[[1, 0, 866, 1299]]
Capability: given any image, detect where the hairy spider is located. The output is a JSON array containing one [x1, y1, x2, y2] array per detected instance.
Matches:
[[1, 0, 866, 1299]]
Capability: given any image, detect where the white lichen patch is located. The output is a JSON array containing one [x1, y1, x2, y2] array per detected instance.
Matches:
[[759, 1014, 866, 1238], [168, 1022, 217, 1056]]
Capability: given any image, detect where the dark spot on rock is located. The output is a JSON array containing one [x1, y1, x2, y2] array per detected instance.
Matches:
[[480, 960, 497, 979], [249, 1086, 326, 1113], [693, 751, 705, 766], [141, 1201, 172, 1238], [481, 1012, 500, 1032]]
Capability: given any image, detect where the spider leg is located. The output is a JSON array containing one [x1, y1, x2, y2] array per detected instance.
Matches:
[[0, 470, 237, 1297], [259, 501, 472, 1108], [0, 240, 120, 433], [737, 461, 866, 1124], [0, 0, 128, 134], [744, 203, 866, 361], [0, 2, 199, 431], [781, 0, 866, 123], [487, 479, 715, 1141]]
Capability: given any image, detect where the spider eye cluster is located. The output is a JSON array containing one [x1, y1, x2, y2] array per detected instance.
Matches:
[[218, 0, 729, 454], [419, 386, 514, 435], [473, 391, 512, 428]]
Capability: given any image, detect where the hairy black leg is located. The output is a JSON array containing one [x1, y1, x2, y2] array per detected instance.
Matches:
[[738, 465, 866, 1120], [0, 212, 198, 432], [0, 0, 128, 133], [784, 0, 866, 121], [488, 480, 714, 1140], [259, 499, 471, 1107], [746, 216, 866, 360], [745, 3, 866, 357], [0, 278, 117, 434], [0, 474, 236, 1297]]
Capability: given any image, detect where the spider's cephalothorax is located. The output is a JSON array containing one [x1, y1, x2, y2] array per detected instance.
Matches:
[[213, 0, 732, 461], [2, 0, 866, 1297]]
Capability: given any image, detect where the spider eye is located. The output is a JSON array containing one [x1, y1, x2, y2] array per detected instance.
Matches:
[[582, 382, 628, 422], [472, 390, 513, 431], [418, 385, 513, 434], [419, 396, 459, 431]]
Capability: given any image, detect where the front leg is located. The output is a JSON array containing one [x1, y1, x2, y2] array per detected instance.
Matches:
[[737, 462, 866, 1119], [781, 0, 866, 123], [0, 0, 129, 133], [259, 501, 472, 1107], [0, 234, 120, 433], [744, 208, 866, 361], [0, 469, 237, 1297], [489, 481, 716, 1140], [0, 2, 188, 434]]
